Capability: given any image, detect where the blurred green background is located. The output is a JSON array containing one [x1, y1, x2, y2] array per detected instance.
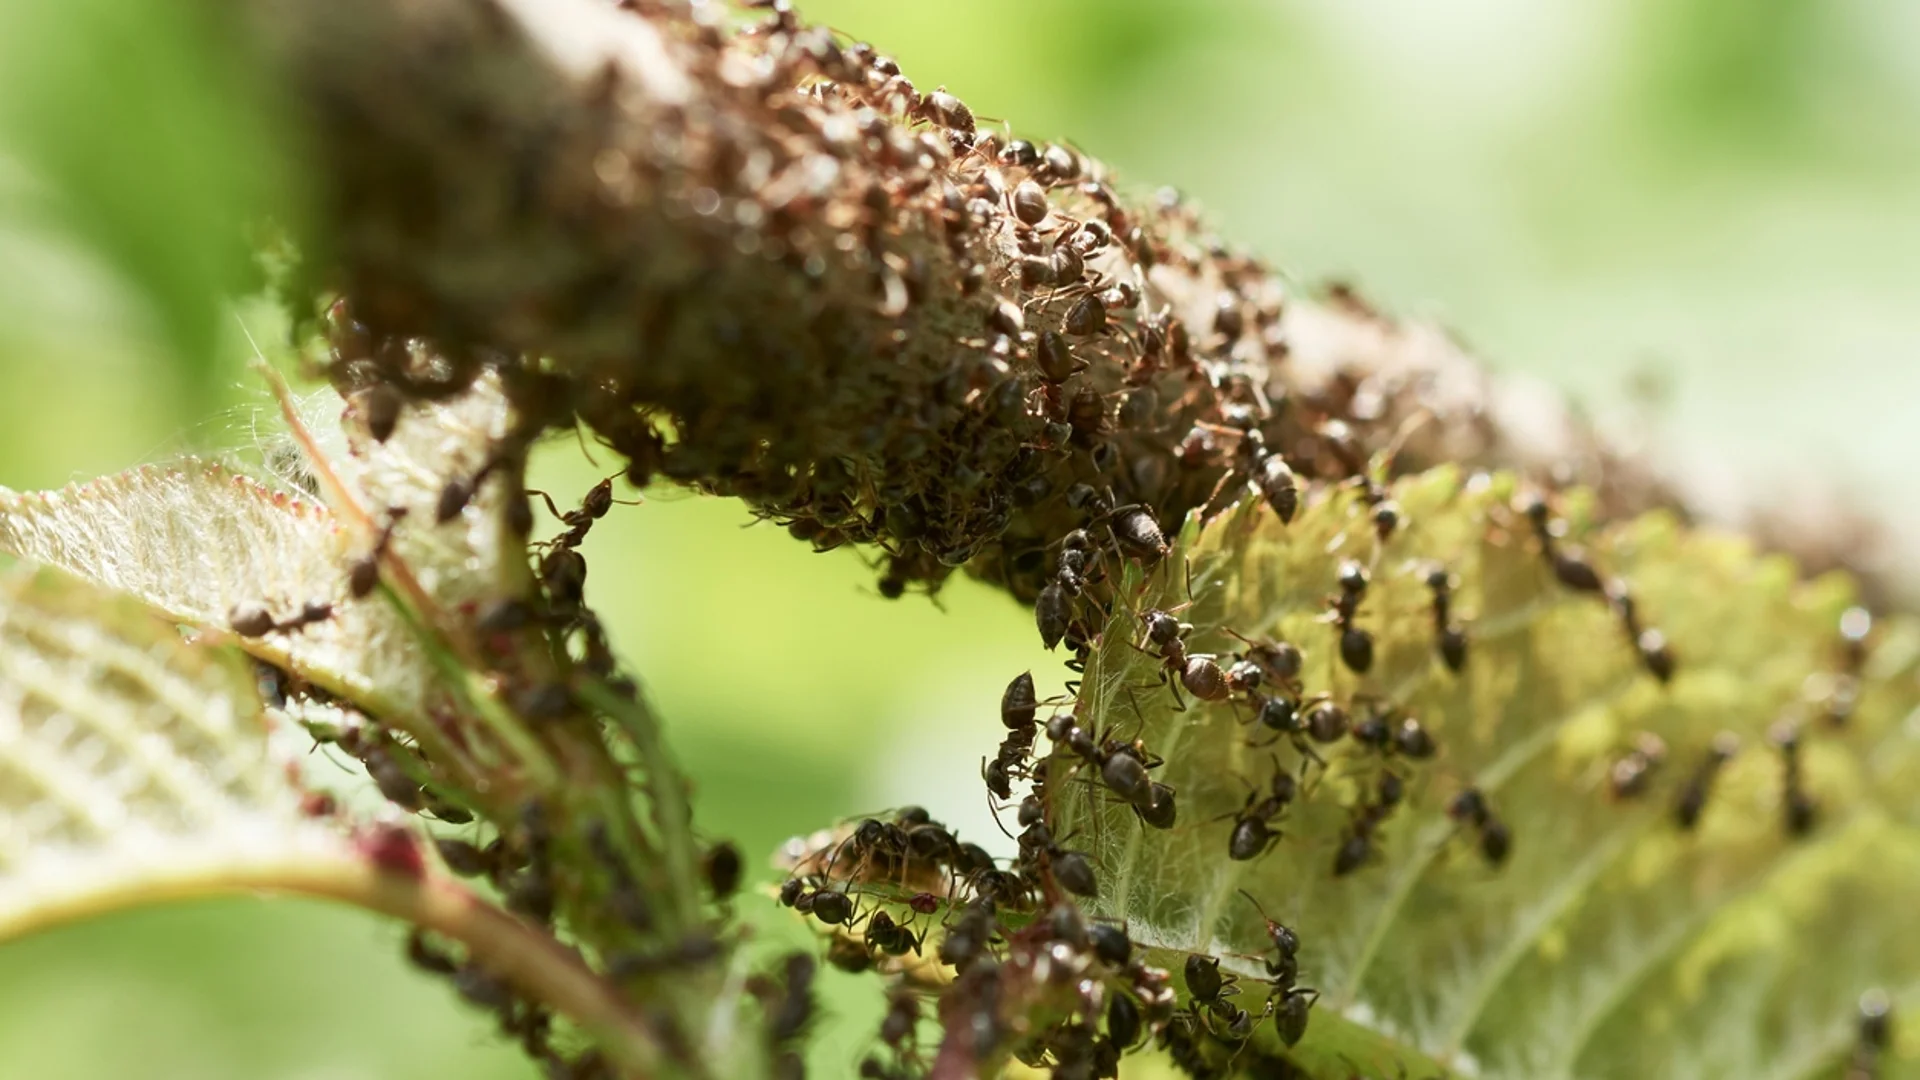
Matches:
[[2, 0, 1918, 1076]]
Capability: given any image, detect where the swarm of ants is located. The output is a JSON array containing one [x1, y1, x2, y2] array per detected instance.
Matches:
[[228, 1, 1920, 1077]]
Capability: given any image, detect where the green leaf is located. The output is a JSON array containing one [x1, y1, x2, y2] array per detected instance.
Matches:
[[0, 561, 346, 941], [1057, 468, 1920, 1078]]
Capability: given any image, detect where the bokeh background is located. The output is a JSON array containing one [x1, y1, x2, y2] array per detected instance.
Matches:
[[2, 0, 1919, 1076]]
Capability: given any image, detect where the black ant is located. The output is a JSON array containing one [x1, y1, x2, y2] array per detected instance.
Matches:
[[1238, 891, 1318, 1047], [1770, 720, 1817, 836], [1129, 595, 1230, 709], [1066, 483, 1169, 565], [1224, 629, 1305, 692], [1183, 953, 1239, 1008], [1447, 787, 1511, 866], [1220, 762, 1295, 861], [1327, 561, 1374, 675], [1425, 565, 1468, 673], [1851, 988, 1892, 1079], [1828, 606, 1873, 726], [1333, 775, 1401, 877], [1607, 732, 1667, 799], [1674, 732, 1739, 830]]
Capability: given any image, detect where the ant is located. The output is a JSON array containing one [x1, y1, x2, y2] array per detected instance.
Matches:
[[1425, 565, 1468, 673], [1517, 493, 1603, 595], [1674, 732, 1739, 830], [1851, 988, 1892, 1079], [1333, 775, 1401, 877], [985, 671, 1041, 803], [1770, 720, 1818, 836], [1607, 732, 1668, 799], [1447, 787, 1511, 867], [1225, 629, 1305, 692], [1327, 561, 1374, 675], [1220, 761, 1296, 861], [1239, 891, 1318, 1047], [1066, 483, 1169, 566], [229, 599, 333, 638], [346, 509, 408, 599], [1128, 588, 1230, 709], [531, 476, 639, 554]]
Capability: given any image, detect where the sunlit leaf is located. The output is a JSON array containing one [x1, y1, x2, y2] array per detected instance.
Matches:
[[1058, 469, 1920, 1078], [0, 561, 344, 941], [0, 371, 527, 718]]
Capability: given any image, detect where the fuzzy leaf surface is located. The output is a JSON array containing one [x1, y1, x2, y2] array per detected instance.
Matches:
[[1058, 469, 1920, 1078], [0, 372, 523, 717], [0, 562, 344, 940]]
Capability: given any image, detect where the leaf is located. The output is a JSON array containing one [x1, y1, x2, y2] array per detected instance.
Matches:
[[0, 370, 527, 719], [0, 560, 346, 940], [1056, 468, 1920, 1078]]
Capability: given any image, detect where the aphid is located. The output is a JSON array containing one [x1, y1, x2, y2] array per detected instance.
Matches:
[[1674, 732, 1739, 830], [1394, 717, 1436, 759], [1329, 561, 1374, 675], [355, 384, 403, 443]]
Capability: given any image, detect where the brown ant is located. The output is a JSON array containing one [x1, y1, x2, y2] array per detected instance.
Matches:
[[1327, 561, 1374, 675], [1674, 732, 1739, 830], [346, 509, 408, 599], [1447, 787, 1511, 866], [229, 599, 333, 638]]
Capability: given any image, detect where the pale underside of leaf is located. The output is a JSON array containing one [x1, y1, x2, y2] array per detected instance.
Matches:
[[1058, 468, 1920, 1078], [0, 562, 347, 940], [0, 371, 528, 720]]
